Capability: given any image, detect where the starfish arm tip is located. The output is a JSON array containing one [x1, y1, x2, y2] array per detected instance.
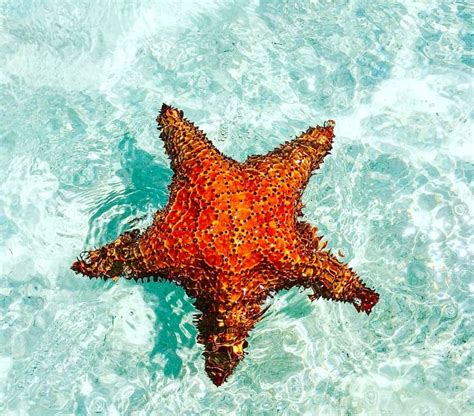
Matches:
[[157, 103, 184, 126], [161, 102, 171, 111], [204, 343, 246, 387], [353, 288, 380, 315]]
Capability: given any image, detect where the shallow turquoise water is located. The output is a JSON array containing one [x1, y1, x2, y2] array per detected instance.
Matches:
[[0, 0, 472, 414]]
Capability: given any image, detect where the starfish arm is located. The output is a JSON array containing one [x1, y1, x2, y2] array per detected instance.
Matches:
[[287, 221, 379, 314], [193, 296, 265, 386], [71, 228, 170, 281], [245, 121, 335, 189], [157, 104, 230, 177], [297, 251, 379, 314]]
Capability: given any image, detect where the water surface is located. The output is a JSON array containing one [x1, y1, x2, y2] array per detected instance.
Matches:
[[0, 1, 472, 414]]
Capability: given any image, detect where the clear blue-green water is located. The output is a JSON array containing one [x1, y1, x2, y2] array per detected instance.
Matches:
[[0, 1, 472, 415]]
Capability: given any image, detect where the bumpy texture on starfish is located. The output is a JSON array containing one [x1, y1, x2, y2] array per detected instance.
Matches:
[[72, 104, 379, 386]]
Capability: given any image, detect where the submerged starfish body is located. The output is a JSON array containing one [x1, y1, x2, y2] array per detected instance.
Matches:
[[72, 104, 379, 386]]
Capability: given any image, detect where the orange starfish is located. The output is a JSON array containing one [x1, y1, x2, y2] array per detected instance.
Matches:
[[72, 104, 379, 386]]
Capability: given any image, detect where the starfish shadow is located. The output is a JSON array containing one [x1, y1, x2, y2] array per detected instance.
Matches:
[[85, 132, 171, 245], [85, 132, 194, 379], [143, 282, 197, 379]]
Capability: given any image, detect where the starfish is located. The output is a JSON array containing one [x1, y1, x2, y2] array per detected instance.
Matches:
[[72, 104, 379, 386]]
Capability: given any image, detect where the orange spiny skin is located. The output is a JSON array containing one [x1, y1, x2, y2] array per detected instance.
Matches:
[[71, 104, 379, 386]]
